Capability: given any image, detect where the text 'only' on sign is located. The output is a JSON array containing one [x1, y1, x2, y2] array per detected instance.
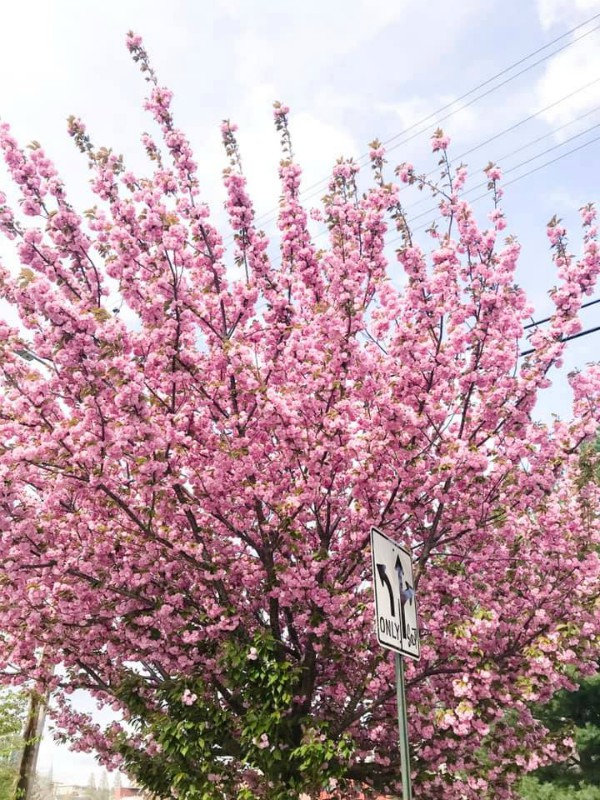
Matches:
[[371, 527, 420, 660]]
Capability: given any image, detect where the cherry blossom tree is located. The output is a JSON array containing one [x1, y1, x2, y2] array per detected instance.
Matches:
[[0, 33, 599, 800]]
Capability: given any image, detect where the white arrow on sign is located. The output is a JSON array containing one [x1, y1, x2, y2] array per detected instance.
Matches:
[[371, 527, 420, 660]]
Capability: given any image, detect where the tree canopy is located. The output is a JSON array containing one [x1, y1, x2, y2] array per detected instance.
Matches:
[[0, 32, 598, 800]]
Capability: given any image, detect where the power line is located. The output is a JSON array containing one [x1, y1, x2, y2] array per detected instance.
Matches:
[[480, 120, 600, 189], [448, 77, 600, 164], [379, 18, 600, 155], [390, 98, 600, 219], [399, 128, 600, 238], [245, 124, 600, 311], [502, 132, 600, 189], [248, 13, 600, 230], [276, 16, 600, 211], [381, 24, 600, 162], [524, 297, 600, 330], [226, 77, 600, 256], [234, 91, 600, 279], [232, 123, 600, 338], [520, 324, 600, 357]]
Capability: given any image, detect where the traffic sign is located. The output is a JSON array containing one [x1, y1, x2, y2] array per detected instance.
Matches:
[[371, 527, 420, 660]]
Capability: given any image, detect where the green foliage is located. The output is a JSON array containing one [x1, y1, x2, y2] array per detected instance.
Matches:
[[535, 674, 600, 784], [519, 673, 600, 799], [0, 689, 26, 800], [520, 775, 600, 799], [578, 435, 600, 488], [113, 633, 354, 800], [520, 436, 600, 800]]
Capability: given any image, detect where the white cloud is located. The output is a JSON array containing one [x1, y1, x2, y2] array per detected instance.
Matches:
[[544, 187, 590, 211], [292, 112, 358, 179], [376, 96, 480, 143], [537, 0, 600, 29], [195, 81, 358, 228], [232, 29, 278, 89], [219, 0, 413, 62], [534, 34, 600, 128]]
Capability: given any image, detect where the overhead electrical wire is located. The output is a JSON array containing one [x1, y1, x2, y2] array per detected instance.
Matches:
[[499, 132, 600, 191], [225, 78, 600, 251], [218, 17, 600, 356], [520, 324, 600, 357], [246, 124, 600, 334], [256, 119, 600, 257], [258, 127, 600, 354], [473, 122, 600, 193], [246, 12, 600, 232], [378, 23, 600, 164], [374, 19, 600, 157], [440, 77, 600, 164], [388, 99, 600, 219], [396, 128, 600, 239], [524, 297, 600, 330], [239, 72, 600, 243]]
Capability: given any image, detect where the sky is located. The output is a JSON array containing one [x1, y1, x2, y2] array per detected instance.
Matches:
[[0, 0, 599, 785]]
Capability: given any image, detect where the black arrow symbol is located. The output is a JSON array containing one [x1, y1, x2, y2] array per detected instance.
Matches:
[[395, 555, 407, 641], [376, 563, 395, 617], [394, 554, 404, 586]]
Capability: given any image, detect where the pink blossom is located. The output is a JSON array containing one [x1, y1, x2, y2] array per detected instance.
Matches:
[[254, 733, 270, 749], [273, 102, 290, 119], [431, 130, 451, 151], [396, 162, 414, 183], [126, 31, 143, 50], [485, 165, 502, 182], [181, 689, 197, 706]]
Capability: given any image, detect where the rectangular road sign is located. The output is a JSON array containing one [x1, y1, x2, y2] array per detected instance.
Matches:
[[371, 527, 420, 660]]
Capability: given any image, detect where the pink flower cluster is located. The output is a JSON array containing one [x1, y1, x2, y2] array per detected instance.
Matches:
[[431, 129, 451, 151]]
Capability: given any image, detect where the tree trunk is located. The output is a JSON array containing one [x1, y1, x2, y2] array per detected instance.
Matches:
[[15, 691, 46, 800]]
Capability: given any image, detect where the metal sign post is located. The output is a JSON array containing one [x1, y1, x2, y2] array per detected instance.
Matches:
[[371, 527, 420, 800], [395, 653, 412, 800]]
